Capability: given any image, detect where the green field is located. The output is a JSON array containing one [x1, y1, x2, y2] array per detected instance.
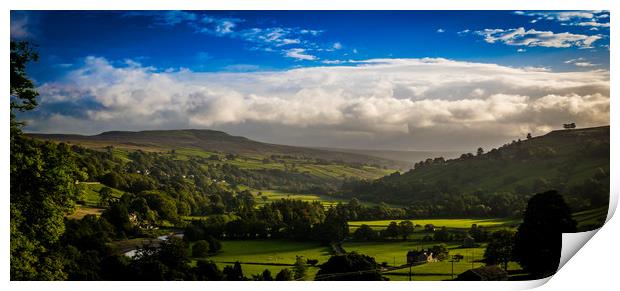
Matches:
[[344, 241, 487, 281], [206, 239, 332, 265], [197, 238, 523, 280], [197, 239, 332, 280], [252, 189, 352, 208], [77, 182, 125, 206], [349, 218, 518, 231], [573, 206, 608, 231]]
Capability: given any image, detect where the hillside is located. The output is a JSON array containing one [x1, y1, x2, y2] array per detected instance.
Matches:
[[27, 129, 409, 169], [341, 126, 610, 218], [316, 147, 461, 166]]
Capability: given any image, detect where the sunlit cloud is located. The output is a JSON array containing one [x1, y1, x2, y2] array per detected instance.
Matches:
[[28, 57, 609, 150], [475, 27, 602, 48]]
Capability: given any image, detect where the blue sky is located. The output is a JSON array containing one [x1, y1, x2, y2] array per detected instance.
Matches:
[[11, 11, 610, 151]]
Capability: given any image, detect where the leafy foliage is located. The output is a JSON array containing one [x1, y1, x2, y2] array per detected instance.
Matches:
[[513, 191, 577, 278]]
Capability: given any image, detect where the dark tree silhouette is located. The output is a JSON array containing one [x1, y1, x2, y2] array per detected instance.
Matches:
[[223, 261, 244, 280], [275, 268, 293, 281], [353, 224, 378, 241], [513, 191, 577, 278], [484, 229, 514, 271], [315, 252, 386, 281]]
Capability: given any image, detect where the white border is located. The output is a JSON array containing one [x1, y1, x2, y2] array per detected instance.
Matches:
[[2, 1, 617, 291]]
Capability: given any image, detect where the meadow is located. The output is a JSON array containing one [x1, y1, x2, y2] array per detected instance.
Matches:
[[348, 218, 519, 231], [193, 239, 332, 279], [252, 189, 368, 208], [195, 238, 523, 281], [76, 182, 125, 206]]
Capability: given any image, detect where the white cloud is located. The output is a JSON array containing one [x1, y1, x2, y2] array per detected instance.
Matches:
[[565, 58, 597, 67], [436, 28, 445, 33], [521, 11, 595, 22], [284, 48, 318, 61], [475, 27, 602, 48], [30, 57, 609, 150], [517, 48, 526, 53], [322, 60, 346, 65], [333, 42, 343, 50], [124, 12, 329, 61], [575, 21, 610, 28], [514, 11, 609, 29]]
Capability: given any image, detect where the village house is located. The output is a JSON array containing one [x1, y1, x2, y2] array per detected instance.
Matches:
[[406, 250, 437, 265]]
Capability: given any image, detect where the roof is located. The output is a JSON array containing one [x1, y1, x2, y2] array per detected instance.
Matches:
[[456, 265, 508, 281]]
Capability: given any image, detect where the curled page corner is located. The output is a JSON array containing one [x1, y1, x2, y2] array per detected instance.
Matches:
[[555, 188, 618, 277]]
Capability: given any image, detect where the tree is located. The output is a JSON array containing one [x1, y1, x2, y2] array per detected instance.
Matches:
[[292, 255, 308, 280], [192, 240, 210, 258], [484, 229, 514, 271], [353, 224, 378, 241], [11, 138, 84, 280], [260, 269, 273, 281], [398, 220, 415, 240], [514, 191, 577, 278], [477, 147, 484, 156], [526, 133, 532, 139], [194, 260, 223, 280], [275, 268, 293, 281], [10, 40, 39, 133], [207, 236, 222, 253], [99, 187, 115, 207], [383, 221, 400, 238], [433, 227, 452, 242], [315, 252, 386, 281], [223, 261, 244, 280]]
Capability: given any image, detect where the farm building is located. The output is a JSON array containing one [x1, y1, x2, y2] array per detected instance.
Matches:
[[406, 250, 436, 264], [455, 265, 508, 281]]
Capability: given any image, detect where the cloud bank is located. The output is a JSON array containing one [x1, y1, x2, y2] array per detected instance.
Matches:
[[27, 57, 609, 151], [475, 27, 602, 48]]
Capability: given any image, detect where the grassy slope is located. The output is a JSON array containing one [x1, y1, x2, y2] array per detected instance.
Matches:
[[76, 182, 125, 206], [383, 126, 609, 196]]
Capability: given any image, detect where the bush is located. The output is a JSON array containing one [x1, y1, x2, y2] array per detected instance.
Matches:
[[207, 236, 222, 253], [192, 240, 209, 258]]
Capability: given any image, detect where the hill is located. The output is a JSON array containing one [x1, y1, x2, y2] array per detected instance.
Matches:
[[340, 126, 610, 218], [27, 129, 409, 169], [316, 147, 461, 167]]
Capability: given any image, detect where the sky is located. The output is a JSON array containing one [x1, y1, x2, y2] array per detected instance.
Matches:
[[11, 10, 610, 151]]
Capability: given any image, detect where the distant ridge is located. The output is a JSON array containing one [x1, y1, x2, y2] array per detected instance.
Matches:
[[27, 129, 415, 169], [316, 147, 462, 165]]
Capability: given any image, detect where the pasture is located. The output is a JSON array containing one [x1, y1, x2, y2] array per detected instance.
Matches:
[[66, 205, 105, 220], [196, 238, 523, 281], [573, 206, 608, 231], [197, 239, 331, 280], [348, 218, 518, 231], [252, 189, 351, 208], [76, 182, 125, 206]]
